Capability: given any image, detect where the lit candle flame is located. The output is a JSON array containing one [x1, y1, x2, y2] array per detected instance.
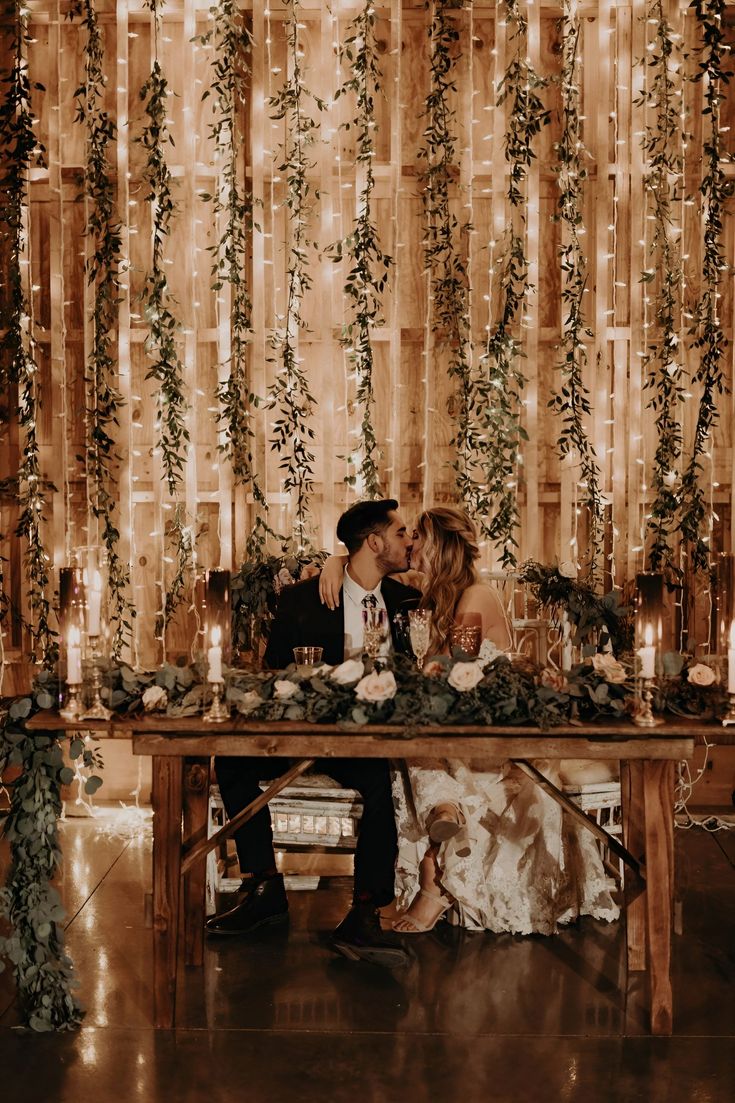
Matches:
[[644, 623, 654, 647], [211, 625, 221, 647]]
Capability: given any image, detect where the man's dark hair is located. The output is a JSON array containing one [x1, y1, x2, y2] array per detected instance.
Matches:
[[336, 499, 399, 554]]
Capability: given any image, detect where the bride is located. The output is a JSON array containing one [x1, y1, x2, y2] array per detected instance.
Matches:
[[318, 505, 620, 936]]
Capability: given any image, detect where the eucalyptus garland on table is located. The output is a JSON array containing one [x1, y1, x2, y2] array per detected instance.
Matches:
[[418, 0, 474, 508], [267, 0, 323, 549], [477, 0, 550, 568], [197, 1, 276, 556], [550, 4, 605, 580], [0, 0, 54, 665], [330, 0, 391, 498], [0, 671, 103, 1031], [636, 0, 687, 573], [138, 2, 189, 499], [679, 0, 733, 571], [68, 0, 131, 657]]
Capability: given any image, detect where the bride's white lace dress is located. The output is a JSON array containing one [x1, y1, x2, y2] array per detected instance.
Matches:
[[392, 755, 620, 934]]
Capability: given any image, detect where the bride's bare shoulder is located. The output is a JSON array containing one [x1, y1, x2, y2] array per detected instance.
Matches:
[[456, 582, 496, 609]]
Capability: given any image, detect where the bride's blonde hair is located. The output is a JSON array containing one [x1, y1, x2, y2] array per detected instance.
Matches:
[[416, 506, 480, 650]]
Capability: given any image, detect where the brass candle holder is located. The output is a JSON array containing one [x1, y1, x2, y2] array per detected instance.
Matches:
[[82, 636, 112, 721], [633, 677, 664, 728], [204, 680, 229, 724], [60, 683, 84, 722]]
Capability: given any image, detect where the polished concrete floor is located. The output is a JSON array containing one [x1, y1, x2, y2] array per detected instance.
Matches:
[[0, 813, 733, 1103]]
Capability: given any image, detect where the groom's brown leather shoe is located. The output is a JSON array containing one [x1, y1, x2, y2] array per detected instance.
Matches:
[[205, 874, 289, 936]]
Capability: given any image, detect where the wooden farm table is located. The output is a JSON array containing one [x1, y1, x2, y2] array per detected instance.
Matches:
[[28, 713, 698, 1035]]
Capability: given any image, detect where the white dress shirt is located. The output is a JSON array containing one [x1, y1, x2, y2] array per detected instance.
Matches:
[[342, 568, 391, 660]]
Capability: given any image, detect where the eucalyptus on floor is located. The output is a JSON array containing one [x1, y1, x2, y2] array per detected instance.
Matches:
[[0, 814, 733, 1103]]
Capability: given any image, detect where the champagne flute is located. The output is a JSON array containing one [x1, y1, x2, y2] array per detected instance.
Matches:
[[408, 608, 432, 670], [362, 606, 387, 661]]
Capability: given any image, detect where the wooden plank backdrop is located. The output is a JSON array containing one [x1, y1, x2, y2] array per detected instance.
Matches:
[[0, 0, 734, 673]]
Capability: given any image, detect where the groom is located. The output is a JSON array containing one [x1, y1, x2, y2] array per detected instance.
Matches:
[[207, 499, 421, 966]]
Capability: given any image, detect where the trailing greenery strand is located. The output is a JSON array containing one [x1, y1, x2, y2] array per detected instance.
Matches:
[[156, 503, 194, 643], [68, 0, 132, 657], [331, 0, 390, 498], [138, 3, 189, 498], [550, 2, 605, 579], [636, 0, 686, 572], [267, 0, 322, 549], [679, 0, 733, 570], [0, 0, 54, 664], [418, 0, 475, 510], [475, 0, 549, 568]]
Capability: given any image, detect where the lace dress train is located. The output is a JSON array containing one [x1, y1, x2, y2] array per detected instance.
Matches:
[[392, 759, 620, 935]]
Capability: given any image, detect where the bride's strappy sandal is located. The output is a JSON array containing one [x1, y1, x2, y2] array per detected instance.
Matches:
[[392, 889, 453, 934]]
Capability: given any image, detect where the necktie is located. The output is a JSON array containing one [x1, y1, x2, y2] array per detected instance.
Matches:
[[362, 593, 378, 609]]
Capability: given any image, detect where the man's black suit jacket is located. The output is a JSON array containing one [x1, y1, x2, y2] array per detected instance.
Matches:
[[263, 575, 421, 669]]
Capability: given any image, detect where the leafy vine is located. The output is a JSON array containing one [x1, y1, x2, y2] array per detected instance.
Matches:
[[680, 0, 733, 570], [331, 0, 391, 498], [267, 0, 323, 550], [68, 0, 132, 657], [636, 0, 686, 572], [197, 0, 276, 555], [550, 3, 605, 579], [0, 0, 54, 664], [418, 0, 474, 509], [476, 0, 550, 568], [156, 503, 194, 643], [138, 2, 189, 498]]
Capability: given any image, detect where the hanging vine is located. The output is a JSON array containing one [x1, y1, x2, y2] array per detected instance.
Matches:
[[330, 0, 391, 499], [679, 0, 733, 571], [550, 1, 605, 579], [138, 1, 189, 498], [197, 0, 276, 557], [476, 0, 550, 568], [155, 503, 194, 641], [636, 0, 687, 572], [0, 0, 54, 664], [267, 0, 322, 549], [418, 0, 475, 509], [69, 0, 131, 656]]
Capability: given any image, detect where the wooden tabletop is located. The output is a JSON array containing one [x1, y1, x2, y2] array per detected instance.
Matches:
[[25, 710, 704, 760]]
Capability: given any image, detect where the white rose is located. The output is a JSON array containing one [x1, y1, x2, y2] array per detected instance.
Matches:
[[277, 567, 294, 587], [238, 690, 264, 713], [354, 670, 397, 703], [687, 663, 716, 687], [447, 661, 485, 692], [591, 653, 628, 684], [330, 659, 365, 685], [540, 668, 567, 692], [558, 560, 578, 578], [142, 685, 168, 712], [274, 679, 299, 699]]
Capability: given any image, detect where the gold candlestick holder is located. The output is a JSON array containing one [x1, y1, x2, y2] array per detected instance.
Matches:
[[633, 677, 664, 728], [204, 680, 229, 724], [82, 636, 112, 720], [60, 683, 84, 722], [722, 692, 735, 727]]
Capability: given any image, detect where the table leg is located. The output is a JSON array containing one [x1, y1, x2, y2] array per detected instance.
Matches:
[[643, 758, 675, 1036], [183, 757, 210, 967], [621, 760, 647, 972], [151, 755, 183, 1029]]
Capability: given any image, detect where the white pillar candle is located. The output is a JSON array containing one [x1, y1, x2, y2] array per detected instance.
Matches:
[[638, 622, 656, 680], [86, 569, 102, 637], [208, 625, 223, 683], [67, 626, 82, 685], [728, 622, 735, 695]]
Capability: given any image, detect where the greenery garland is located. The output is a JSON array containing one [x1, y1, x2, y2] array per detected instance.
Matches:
[[680, 0, 733, 571], [550, 3, 605, 579], [330, 0, 390, 498], [267, 0, 322, 550], [138, 2, 189, 499], [476, 0, 550, 568], [197, 0, 276, 557], [417, 0, 473, 510], [636, 0, 686, 572], [0, 0, 54, 664], [156, 503, 194, 644], [0, 671, 102, 1031], [68, 0, 132, 657], [518, 559, 632, 655]]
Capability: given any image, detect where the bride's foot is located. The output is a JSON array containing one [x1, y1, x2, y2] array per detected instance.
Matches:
[[393, 888, 453, 934], [427, 803, 470, 856]]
